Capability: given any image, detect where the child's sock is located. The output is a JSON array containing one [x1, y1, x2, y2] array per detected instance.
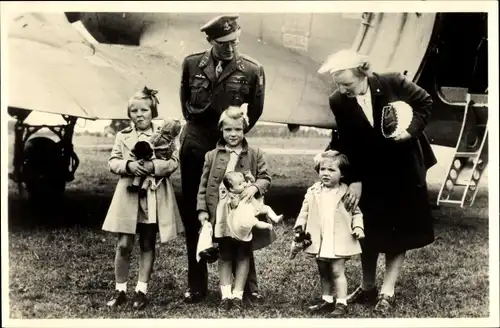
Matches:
[[336, 298, 347, 305], [135, 281, 148, 294], [380, 288, 395, 298], [221, 285, 232, 299], [116, 282, 127, 292], [232, 289, 244, 300], [322, 295, 334, 303]]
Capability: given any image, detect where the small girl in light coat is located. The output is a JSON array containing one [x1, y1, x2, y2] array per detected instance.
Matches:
[[102, 87, 184, 310], [293, 150, 364, 317]]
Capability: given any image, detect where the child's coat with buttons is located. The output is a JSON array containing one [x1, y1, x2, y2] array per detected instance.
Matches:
[[294, 182, 364, 257]]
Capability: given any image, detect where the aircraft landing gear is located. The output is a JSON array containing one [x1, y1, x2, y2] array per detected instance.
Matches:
[[8, 107, 80, 203]]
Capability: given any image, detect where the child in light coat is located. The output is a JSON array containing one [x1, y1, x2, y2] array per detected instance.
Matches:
[[102, 87, 184, 310], [293, 150, 364, 317]]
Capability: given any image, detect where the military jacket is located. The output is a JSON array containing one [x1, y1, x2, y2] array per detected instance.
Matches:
[[180, 49, 265, 131]]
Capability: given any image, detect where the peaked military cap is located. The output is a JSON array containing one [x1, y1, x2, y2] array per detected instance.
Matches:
[[200, 14, 241, 42], [318, 48, 369, 75]]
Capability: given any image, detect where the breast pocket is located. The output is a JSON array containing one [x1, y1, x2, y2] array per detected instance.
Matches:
[[226, 81, 250, 104], [189, 78, 212, 110]]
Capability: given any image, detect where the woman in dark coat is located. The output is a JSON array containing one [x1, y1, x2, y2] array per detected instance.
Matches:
[[317, 49, 437, 314]]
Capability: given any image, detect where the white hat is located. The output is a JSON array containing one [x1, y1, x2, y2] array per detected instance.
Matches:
[[318, 49, 368, 75], [227, 203, 259, 242], [381, 101, 414, 138]]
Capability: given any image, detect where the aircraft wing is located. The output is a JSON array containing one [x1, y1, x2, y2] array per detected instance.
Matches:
[[8, 13, 180, 120], [7, 12, 338, 126]]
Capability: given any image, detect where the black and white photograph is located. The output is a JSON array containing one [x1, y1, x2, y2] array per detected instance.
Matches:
[[1, 1, 498, 327]]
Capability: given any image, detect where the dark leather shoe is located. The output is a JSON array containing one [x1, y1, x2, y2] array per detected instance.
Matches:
[[307, 300, 335, 314], [347, 286, 378, 304], [330, 303, 348, 317], [106, 290, 127, 307], [183, 290, 206, 304], [374, 294, 394, 316], [218, 298, 232, 311], [132, 291, 148, 310], [246, 292, 264, 305], [232, 298, 244, 311]]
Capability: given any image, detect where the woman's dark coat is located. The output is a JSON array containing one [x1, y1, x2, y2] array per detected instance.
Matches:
[[327, 72, 437, 253]]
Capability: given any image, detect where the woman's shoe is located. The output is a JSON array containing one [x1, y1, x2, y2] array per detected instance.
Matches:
[[374, 294, 394, 316]]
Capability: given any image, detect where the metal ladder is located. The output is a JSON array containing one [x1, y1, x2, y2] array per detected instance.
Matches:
[[437, 93, 488, 207]]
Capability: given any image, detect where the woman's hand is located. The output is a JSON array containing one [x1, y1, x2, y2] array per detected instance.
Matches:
[[127, 160, 149, 176], [343, 182, 362, 212], [240, 185, 259, 203], [392, 130, 412, 142]]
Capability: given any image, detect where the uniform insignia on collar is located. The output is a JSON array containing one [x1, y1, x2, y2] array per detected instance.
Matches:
[[195, 74, 206, 79]]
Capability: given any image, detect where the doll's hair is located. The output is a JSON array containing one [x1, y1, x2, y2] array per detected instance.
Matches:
[[127, 86, 160, 119], [222, 171, 245, 191], [313, 150, 350, 175], [217, 105, 249, 131], [131, 141, 154, 160]]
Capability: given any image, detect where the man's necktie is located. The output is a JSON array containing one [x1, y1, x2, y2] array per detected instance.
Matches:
[[215, 61, 223, 78]]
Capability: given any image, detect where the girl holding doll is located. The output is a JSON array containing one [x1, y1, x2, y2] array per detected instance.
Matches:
[[102, 87, 184, 310], [196, 105, 276, 311]]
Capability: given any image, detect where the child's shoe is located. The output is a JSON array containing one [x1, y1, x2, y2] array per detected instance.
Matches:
[[329, 303, 348, 317], [132, 291, 148, 310], [307, 299, 335, 314], [106, 290, 127, 307], [218, 298, 232, 311], [232, 298, 244, 311]]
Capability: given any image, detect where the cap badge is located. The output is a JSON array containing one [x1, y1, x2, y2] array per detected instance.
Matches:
[[223, 21, 231, 31]]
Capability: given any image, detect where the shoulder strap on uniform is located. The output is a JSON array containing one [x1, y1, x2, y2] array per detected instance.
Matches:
[[239, 53, 262, 67]]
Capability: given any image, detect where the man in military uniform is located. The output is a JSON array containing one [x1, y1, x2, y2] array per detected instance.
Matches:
[[179, 14, 266, 304]]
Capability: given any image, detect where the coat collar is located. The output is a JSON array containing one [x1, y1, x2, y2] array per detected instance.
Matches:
[[215, 138, 249, 153], [199, 49, 245, 84], [123, 122, 160, 151], [309, 181, 348, 209]]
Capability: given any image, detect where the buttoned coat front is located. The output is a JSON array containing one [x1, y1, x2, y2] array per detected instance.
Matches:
[[294, 182, 364, 257], [102, 123, 184, 243], [196, 139, 276, 251]]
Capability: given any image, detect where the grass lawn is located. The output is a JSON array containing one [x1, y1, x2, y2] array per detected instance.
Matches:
[[6, 139, 491, 320]]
